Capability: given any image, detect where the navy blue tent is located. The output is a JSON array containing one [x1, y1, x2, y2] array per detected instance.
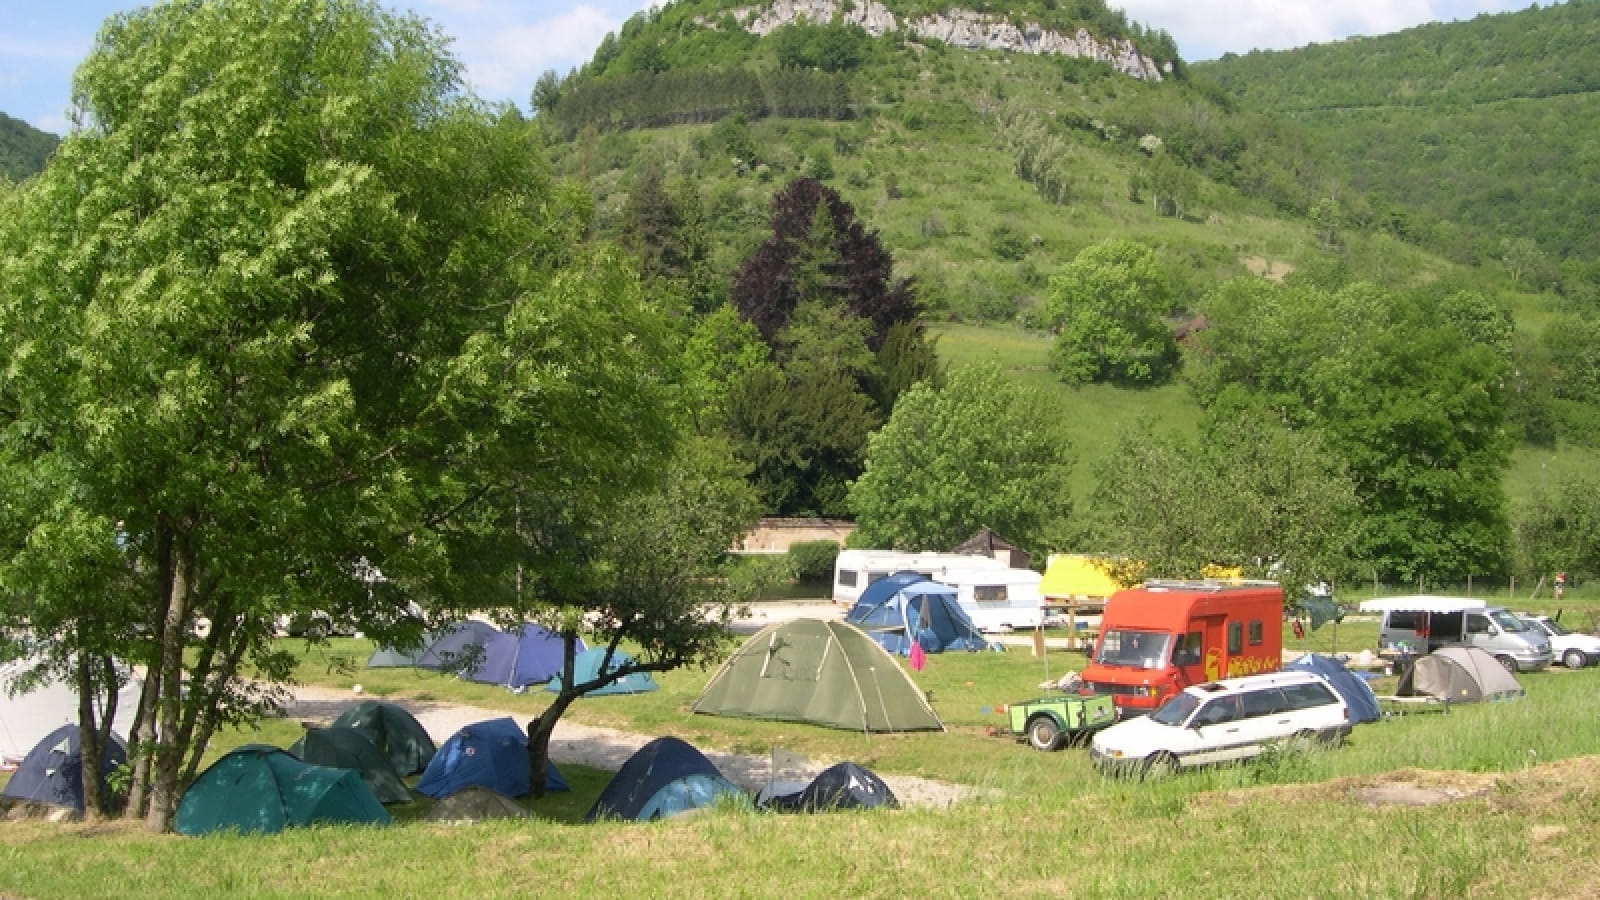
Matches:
[[586, 737, 747, 822], [0, 724, 126, 813], [411, 620, 502, 672], [847, 571, 930, 621], [416, 717, 567, 799], [472, 624, 579, 688], [766, 761, 899, 813], [546, 647, 659, 696], [1287, 653, 1382, 724], [846, 579, 988, 656]]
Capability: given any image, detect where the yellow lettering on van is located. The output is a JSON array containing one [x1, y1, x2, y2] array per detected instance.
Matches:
[[1204, 647, 1223, 682], [1226, 655, 1277, 677]]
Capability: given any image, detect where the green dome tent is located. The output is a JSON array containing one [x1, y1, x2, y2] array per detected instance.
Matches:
[[175, 745, 392, 836], [288, 727, 412, 804], [691, 619, 944, 733], [329, 700, 437, 775]]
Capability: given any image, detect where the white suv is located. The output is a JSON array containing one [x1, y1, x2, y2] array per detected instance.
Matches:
[[1519, 614, 1600, 669], [1090, 671, 1351, 777]]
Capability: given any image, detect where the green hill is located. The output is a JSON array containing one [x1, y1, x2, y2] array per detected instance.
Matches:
[[0, 112, 58, 182], [1196, 0, 1600, 280]]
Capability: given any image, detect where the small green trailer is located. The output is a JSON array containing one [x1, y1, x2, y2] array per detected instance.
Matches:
[[1006, 693, 1117, 751]]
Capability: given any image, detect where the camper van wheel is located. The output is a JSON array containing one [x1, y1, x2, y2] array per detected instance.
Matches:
[[1563, 649, 1588, 670], [1027, 716, 1065, 752], [1495, 655, 1518, 674], [1141, 752, 1179, 781]]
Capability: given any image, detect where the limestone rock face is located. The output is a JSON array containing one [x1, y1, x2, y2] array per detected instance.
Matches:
[[730, 1, 1164, 81]]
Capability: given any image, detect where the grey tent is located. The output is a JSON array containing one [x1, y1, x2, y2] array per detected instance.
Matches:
[[289, 726, 412, 804], [691, 619, 944, 733], [1397, 646, 1524, 703], [422, 786, 529, 824]]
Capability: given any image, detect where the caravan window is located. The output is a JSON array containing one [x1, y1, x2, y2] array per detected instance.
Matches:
[[838, 570, 857, 588], [1227, 622, 1243, 654], [1247, 620, 1264, 646], [974, 585, 1008, 605], [1387, 611, 1420, 630]]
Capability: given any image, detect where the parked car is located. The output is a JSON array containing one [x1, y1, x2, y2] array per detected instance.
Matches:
[[1089, 670, 1350, 778], [1518, 614, 1600, 669]]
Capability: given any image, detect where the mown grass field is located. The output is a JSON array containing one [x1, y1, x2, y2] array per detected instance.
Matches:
[[5, 595, 1600, 899]]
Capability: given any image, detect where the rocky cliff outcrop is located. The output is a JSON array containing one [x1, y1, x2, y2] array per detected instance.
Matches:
[[731, 1, 1165, 81]]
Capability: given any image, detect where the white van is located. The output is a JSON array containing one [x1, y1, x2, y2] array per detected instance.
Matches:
[[1360, 596, 1552, 673], [830, 549, 1006, 606], [1089, 670, 1350, 777], [936, 566, 1044, 632]]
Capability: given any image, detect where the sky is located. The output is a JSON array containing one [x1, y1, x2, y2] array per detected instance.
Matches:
[[2, 0, 1536, 135]]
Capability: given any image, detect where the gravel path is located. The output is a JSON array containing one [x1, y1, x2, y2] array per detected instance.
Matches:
[[286, 604, 978, 810]]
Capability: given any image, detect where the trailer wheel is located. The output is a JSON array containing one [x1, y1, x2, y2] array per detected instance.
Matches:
[[1027, 716, 1065, 752]]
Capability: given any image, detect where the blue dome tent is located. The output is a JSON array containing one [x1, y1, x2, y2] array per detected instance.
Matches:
[[846, 578, 988, 656], [586, 736, 747, 822]]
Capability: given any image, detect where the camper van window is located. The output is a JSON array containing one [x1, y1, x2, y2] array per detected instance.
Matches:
[[1227, 622, 1243, 654], [1174, 632, 1203, 665], [1488, 609, 1530, 632], [1248, 620, 1264, 645], [974, 585, 1007, 605], [1466, 614, 1491, 634], [1388, 611, 1420, 630], [1096, 630, 1175, 668], [838, 571, 857, 588]]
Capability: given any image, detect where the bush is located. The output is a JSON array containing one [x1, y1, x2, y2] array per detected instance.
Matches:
[[788, 540, 841, 583]]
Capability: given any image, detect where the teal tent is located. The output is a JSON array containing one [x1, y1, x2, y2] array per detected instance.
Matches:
[[175, 745, 393, 835], [546, 648, 659, 695], [288, 727, 412, 804]]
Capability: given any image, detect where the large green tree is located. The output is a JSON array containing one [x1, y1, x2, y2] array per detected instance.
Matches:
[[847, 362, 1073, 554], [0, 0, 678, 831], [1188, 277, 1514, 582], [1045, 239, 1179, 386]]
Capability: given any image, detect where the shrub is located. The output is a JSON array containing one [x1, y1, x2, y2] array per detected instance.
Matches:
[[788, 540, 841, 583]]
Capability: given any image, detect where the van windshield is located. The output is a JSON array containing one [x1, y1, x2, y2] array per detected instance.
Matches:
[[1095, 630, 1175, 669], [1150, 692, 1199, 726], [1488, 609, 1531, 632]]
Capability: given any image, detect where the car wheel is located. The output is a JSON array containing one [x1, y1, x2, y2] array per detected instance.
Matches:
[[1563, 649, 1587, 670], [1141, 752, 1179, 781], [1495, 655, 1518, 674], [1027, 716, 1065, 752]]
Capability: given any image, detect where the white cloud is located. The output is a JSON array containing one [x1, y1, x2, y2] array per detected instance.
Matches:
[[415, 2, 634, 108]]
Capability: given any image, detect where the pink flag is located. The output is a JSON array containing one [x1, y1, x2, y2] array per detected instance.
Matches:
[[908, 640, 927, 672]]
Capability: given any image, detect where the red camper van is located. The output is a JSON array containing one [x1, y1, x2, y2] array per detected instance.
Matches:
[[1081, 580, 1284, 717]]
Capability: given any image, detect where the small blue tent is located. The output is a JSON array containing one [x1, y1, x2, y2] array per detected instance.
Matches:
[[1287, 653, 1382, 724], [848, 571, 930, 620], [586, 737, 747, 822], [546, 648, 659, 695], [471, 624, 579, 688], [416, 717, 567, 799], [846, 579, 988, 656], [175, 745, 392, 835], [0, 724, 126, 813]]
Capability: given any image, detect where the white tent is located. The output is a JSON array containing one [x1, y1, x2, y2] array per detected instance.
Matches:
[[0, 658, 141, 765]]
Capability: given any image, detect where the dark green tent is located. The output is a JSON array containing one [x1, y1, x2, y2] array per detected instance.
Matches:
[[422, 786, 530, 824], [329, 700, 437, 775], [289, 727, 412, 804], [691, 619, 944, 733], [175, 745, 392, 836]]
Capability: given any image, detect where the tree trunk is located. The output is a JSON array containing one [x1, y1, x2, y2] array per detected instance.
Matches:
[[123, 522, 175, 821], [74, 652, 105, 821], [144, 533, 194, 833], [524, 695, 575, 801]]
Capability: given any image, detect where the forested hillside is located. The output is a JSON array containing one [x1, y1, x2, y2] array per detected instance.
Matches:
[[0, 113, 58, 182], [1197, 0, 1600, 286]]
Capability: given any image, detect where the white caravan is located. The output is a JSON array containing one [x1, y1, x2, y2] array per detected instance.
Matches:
[[831, 549, 1006, 606], [936, 566, 1045, 632]]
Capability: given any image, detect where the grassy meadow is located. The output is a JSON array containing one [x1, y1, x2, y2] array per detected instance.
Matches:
[[6, 597, 1600, 898]]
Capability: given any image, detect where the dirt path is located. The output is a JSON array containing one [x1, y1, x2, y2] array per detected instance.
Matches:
[[285, 684, 977, 810]]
